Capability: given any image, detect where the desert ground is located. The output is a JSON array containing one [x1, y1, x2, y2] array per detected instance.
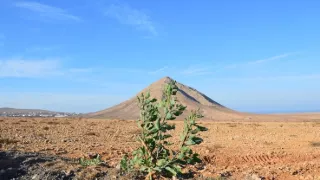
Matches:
[[1, 115, 320, 180]]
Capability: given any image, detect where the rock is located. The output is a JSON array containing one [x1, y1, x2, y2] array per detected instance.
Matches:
[[88, 152, 98, 159], [244, 173, 265, 180], [32, 174, 39, 180], [292, 170, 299, 175]]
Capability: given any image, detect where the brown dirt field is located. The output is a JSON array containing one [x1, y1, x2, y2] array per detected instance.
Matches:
[[1, 116, 320, 179]]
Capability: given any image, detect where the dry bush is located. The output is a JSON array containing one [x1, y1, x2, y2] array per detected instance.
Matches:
[[85, 132, 99, 136], [250, 123, 262, 127], [47, 121, 60, 125], [227, 123, 237, 128], [0, 138, 19, 144], [61, 121, 71, 125], [43, 127, 50, 130], [89, 123, 97, 126], [310, 141, 320, 147]]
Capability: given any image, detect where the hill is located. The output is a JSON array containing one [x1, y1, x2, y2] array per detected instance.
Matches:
[[0, 107, 53, 113], [0, 107, 76, 117], [88, 76, 246, 120]]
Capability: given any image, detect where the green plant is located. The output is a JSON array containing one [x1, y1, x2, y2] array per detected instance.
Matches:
[[79, 154, 103, 167], [120, 80, 208, 179]]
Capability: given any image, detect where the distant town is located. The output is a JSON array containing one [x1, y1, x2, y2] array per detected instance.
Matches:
[[0, 111, 80, 117]]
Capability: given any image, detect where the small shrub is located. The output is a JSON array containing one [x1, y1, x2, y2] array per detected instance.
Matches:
[[47, 121, 59, 125], [0, 138, 19, 144], [79, 154, 103, 167], [85, 132, 98, 136], [120, 80, 208, 179], [43, 127, 50, 130], [227, 123, 237, 128], [310, 141, 320, 147]]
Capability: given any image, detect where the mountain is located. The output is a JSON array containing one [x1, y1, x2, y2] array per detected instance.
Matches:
[[88, 76, 245, 120], [0, 107, 54, 113]]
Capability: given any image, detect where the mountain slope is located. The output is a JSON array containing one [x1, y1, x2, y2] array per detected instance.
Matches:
[[88, 77, 244, 120]]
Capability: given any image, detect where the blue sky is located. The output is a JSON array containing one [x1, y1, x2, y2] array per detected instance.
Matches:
[[1, 0, 320, 113]]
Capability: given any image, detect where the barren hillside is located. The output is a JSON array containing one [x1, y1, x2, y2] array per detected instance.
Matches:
[[88, 77, 245, 120]]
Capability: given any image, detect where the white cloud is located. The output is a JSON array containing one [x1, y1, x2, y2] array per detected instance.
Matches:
[[247, 53, 292, 65], [14, 1, 81, 22], [217, 52, 297, 71], [0, 59, 62, 78], [149, 66, 168, 74], [180, 66, 213, 76], [105, 2, 157, 36]]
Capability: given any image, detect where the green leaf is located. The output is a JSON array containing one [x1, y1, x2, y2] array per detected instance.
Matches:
[[166, 112, 173, 120], [153, 167, 162, 172], [192, 137, 203, 144], [120, 155, 129, 171], [196, 125, 208, 131], [191, 128, 200, 134], [185, 139, 196, 145], [155, 120, 160, 130], [181, 146, 190, 153], [165, 166, 177, 176], [170, 99, 175, 105], [156, 159, 167, 167], [145, 91, 150, 99], [164, 141, 173, 145], [173, 165, 182, 174]]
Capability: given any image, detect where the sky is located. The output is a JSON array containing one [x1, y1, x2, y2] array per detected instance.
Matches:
[[0, 0, 320, 113]]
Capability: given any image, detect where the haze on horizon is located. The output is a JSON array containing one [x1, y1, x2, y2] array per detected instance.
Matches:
[[0, 1, 320, 113]]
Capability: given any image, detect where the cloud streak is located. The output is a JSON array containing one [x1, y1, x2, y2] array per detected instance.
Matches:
[[247, 53, 292, 65], [149, 66, 168, 74], [0, 59, 62, 78], [217, 52, 297, 71], [180, 66, 213, 76], [14, 1, 81, 22], [105, 2, 157, 36]]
